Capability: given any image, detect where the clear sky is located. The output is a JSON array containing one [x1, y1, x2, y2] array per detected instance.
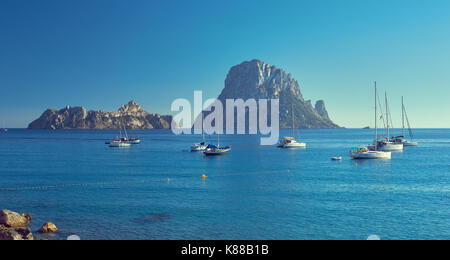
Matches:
[[1, 0, 450, 128]]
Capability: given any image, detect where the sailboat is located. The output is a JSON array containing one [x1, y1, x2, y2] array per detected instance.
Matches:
[[350, 82, 391, 159], [370, 92, 403, 152], [391, 97, 418, 147], [278, 104, 306, 148], [123, 127, 141, 144], [191, 113, 208, 152], [108, 120, 131, 147], [203, 120, 231, 156]]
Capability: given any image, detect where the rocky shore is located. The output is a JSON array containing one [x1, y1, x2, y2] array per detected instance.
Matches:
[[0, 210, 58, 240]]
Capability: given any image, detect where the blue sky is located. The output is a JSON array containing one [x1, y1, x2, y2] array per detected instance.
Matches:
[[1, 0, 449, 128]]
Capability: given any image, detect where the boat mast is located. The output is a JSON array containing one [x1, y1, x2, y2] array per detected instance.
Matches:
[[119, 119, 122, 138], [201, 112, 205, 143], [217, 116, 220, 148], [375, 82, 378, 150], [402, 96, 405, 137], [124, 121, 128, 139], [292, 104, 295, 138], [385, 92, 389, 140]]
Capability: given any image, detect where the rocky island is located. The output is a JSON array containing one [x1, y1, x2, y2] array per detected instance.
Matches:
[[28, 101, 173, 130], [196, 59, 341, 129]]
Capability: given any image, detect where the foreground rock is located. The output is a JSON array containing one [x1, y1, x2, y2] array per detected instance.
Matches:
[[0, 210, 30, 228], [38, 222, 59, 234], [0, 210, 34, 240], [21, 213, 32, 221], [0, 227, 34, 240], [28, 101, 174, 130]]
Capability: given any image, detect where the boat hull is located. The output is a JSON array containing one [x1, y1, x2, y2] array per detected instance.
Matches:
[[403, 141, 418, 147], [283, 142, 306, 148], [370, 142, 403, 152], [109, 142, 131, 148], [204, 147, 231, 156], [350, 151, 391, 159], [191, 146, 208, 152]]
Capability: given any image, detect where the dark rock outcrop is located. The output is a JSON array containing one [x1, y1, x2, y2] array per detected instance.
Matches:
[[28, 101, 173, 130], [196, 60, 340, 129]]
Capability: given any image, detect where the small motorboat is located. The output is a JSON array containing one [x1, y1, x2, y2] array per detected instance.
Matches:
[[203, 144, 231, 156], [331, 157, 342, 161]]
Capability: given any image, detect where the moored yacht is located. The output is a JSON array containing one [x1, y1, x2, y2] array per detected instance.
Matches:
[[191, 142, 208, 152], [279, 105, 306, 149], [203, 144, 231, 156], [109, 140, 131, 148], [106, 121, 141, 145], [203, 122, 230, 156], [391, 97, 418, 147], [280, 137, 306, 148], [350, 82, 391, 160], [191, 113, 208, 152], [350, 146, 391, 159], [369, 92, 403, 152]]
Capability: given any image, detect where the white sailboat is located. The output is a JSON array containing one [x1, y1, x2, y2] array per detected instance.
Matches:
[[279, 104, 306, 148], [370, 92, 403, 152], [391, 97, 418, 147], [350, 82, 391, 160], [203, 121, 231, 156], [191, 113, 208, 152], [108, 120, 131, 148]]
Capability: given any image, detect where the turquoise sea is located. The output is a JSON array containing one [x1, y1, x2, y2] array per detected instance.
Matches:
[[0, 129, 449, 240]]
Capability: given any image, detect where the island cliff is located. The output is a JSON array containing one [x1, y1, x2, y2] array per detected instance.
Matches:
[[196, 59, 340, 129], [28, 101, 173, 130]]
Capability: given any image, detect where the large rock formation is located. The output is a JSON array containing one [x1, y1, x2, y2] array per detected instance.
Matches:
[[28, 101, 173, 130], [196, 60, 340, 129], [0, 210, 30, 228], [0, 210, 34, 240]]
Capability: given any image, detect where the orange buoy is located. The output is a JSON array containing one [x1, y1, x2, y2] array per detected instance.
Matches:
[[202, 174, 207, 180]]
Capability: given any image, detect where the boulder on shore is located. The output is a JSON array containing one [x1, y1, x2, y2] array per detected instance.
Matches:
[[0, 210, 30, 228], [38, 222, 59, 233], [0, 227, 34, 240]]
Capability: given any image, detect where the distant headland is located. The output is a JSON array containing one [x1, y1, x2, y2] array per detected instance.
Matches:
[[28, 101, 173, 130]]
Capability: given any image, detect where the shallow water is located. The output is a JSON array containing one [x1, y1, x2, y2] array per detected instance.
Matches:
[[0, 129, 449, 240]]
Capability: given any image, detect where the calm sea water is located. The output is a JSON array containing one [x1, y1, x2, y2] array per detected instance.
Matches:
[[0, 128, 449, 240]]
